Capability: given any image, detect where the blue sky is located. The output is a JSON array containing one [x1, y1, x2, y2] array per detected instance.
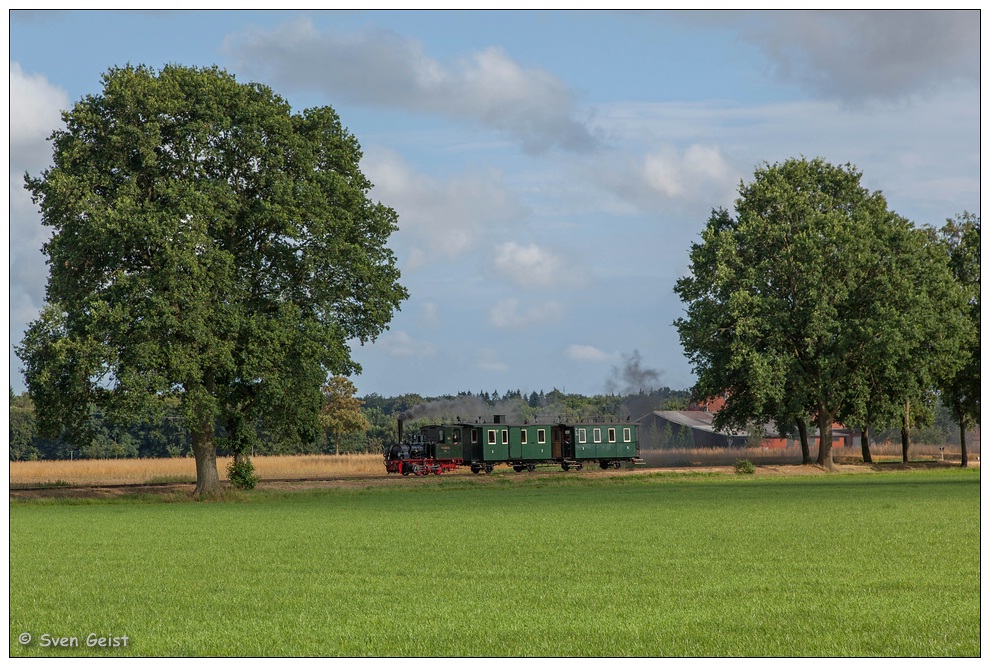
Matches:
[[8, 9, 982, 399]]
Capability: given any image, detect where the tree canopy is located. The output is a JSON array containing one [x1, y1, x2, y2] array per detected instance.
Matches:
[[17, 64, 408, 495], [938, 212, 980, 465], [674, 157, 969, 469], [320, 376, 372, 455]]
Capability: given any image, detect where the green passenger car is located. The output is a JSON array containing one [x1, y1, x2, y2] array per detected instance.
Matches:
[[508, 424, 553, 461], [478, 423, 509, 462], [569, 422, 639, 462]]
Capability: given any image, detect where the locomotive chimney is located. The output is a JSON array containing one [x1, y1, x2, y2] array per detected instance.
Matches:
[[397, 418, 404, 443]]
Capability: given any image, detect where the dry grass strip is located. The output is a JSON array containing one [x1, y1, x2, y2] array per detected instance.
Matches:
[[10, 453, 385, 487]]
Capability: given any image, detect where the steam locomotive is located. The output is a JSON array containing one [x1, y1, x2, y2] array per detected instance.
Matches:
[[385, 415, 640, 476]]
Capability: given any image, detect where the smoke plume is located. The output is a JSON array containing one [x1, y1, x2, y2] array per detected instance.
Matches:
[[605, 349, 663, 396], [399, 395, 525, 423]]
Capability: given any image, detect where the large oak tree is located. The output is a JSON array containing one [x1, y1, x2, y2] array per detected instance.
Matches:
[[674, 157, 967, 469], [18, 65, 408, 495], [938, 212, 980, 466]]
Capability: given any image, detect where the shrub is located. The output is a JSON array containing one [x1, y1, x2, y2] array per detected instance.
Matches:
[[734, 459, 756, 475], [227, 456, 259, 490]]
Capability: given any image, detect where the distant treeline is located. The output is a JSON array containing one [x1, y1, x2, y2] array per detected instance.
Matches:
[[9, 387, 693, 461], [9, 386, 968, 461]]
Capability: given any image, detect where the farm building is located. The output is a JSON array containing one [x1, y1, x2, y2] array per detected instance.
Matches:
[[639, 410, 748, 449], [638, 409, 854, 450]]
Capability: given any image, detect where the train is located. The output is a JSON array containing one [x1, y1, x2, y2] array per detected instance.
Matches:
[[384, 414, 641, 476]]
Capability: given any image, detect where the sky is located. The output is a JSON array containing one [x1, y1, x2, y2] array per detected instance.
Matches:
[[7, 9, 983, 400]]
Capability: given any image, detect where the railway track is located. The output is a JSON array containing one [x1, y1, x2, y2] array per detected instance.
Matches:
[[10, 465, 656, 498], [10, 475, 383, 492]]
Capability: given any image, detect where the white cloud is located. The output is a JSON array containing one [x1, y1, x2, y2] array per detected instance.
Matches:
[[374, 331, 436, 358], [618, 143, 737, 206], [224, 19, 597, 153], [642, 144, 734, 200], [488, 298, 564, 330], [587, 90, 978, 224], [562, 136, 741, 222], [10, 62, 68, 168], [9, 182, 48, 311], [674, 10, 979, 103], [565, 344, 619, 363], [492, 241, 588, 289], [10, 63, 70, 391], [362, 147, 525, 268], [746, 10, 979, 102]]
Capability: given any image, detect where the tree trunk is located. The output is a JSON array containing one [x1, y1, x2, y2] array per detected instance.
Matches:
[[192, 417, 221, 497], [796, 417, 812, 464], [959, 418, 968, 468], [187, 372, 221, 497], [860, 424, 873, 464], [816, 409, 834, 470], [900, 400, 911, 463]]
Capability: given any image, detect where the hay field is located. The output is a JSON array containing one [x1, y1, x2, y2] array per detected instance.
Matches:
[[9, 453, 385, 487]]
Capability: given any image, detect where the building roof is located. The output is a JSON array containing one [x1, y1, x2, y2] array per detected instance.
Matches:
[[646, 411, 859, 440], [649, 411, 750, 436]]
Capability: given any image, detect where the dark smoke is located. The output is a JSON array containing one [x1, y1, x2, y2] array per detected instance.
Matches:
[[601, 350, 667, 421], [400, 395, 525, 423], [605, 349, 663, 396]]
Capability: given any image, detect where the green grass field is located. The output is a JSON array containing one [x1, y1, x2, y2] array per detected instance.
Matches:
[[9, 469, 980, 656]]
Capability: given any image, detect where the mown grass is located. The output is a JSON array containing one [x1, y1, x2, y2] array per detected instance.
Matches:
[[9, 469, 980, 656]]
